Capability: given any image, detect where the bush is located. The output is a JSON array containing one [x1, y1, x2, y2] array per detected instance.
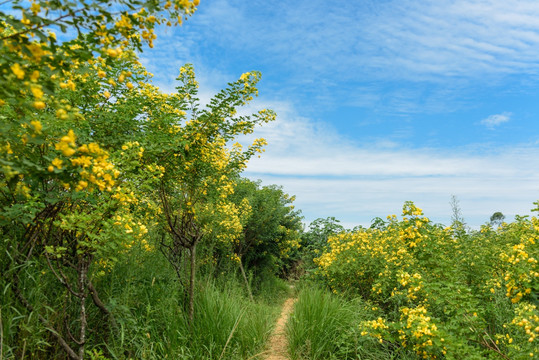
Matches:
[[314, 202, 539, 359]]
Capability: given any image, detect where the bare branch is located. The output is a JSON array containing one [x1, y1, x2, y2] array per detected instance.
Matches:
[[44, 252, 82, 298]]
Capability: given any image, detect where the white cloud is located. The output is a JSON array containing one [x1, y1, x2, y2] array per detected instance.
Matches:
[[251, 173, 537, 230], [240, 102, 539, 228], [481, 112, 512, 128], [142, 0, 539, 117]]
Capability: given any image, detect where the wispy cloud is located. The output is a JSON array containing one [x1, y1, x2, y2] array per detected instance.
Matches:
[[481, 112, 512, 128], [240, 100, 539, 228], [145, 0, 539, 115], [183, 0, 539, 81]]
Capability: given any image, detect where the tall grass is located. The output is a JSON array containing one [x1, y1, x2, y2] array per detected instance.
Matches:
[[1, 242, 288, 359], [287, 283, 418, 360], [95, 249, 282, 360], [187, 279, 278, 359], [287, 284, 354, 359]]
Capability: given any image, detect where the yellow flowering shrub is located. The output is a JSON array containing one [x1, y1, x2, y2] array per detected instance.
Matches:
[[315, 201, 539, 359]]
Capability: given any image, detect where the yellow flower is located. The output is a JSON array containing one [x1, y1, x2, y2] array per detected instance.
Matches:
[[11, 63, 25, 79], [61, 130, 76, 146], [56, 108, 68, 120], [33, 101, 46, 110], [30, 2, 40, 14], [62, 147, 76, 156], [106, 48, 122, 57], [240, 72, 249, 81], [52, 158, 63, 169], [71, 155, 92, 168], [106, 48, 117, 57], [30, 70, 40, 82], [30, 120, 42, 133], [31, 85, 43, 99], [75, 180, 88, 191], [103, 91, 111, 99], [60, 81, 76, 91]]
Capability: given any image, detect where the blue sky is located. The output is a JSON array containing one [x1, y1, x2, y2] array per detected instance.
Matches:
[[141, 0, 539, 228]]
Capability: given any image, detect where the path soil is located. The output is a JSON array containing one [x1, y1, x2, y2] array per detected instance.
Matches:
[[264, 296, 297, 360]]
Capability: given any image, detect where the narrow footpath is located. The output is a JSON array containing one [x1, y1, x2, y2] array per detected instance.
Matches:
[[263, 296, 297, 360]]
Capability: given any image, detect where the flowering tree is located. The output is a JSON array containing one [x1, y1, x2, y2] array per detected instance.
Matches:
[[145, 65, 274, 323], [1, 0, 282, 356], [0, 1, 199, 358]]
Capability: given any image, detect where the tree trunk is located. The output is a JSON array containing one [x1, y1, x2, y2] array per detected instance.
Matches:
[[238, 258, 254, 302], [78, 263, 88, 360], [188, 243, 197, 326]]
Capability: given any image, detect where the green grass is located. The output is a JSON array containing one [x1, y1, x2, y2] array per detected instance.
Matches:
[[187, 278, 279, 359], [93, 250, 285, 360], [1, 243, 290, 360], [287, 283, 419, 360]]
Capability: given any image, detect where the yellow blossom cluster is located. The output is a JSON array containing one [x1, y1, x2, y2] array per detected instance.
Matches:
[[111, 187, 138, 205], [510, 303, 538, 344], [501, 236, 538, 303], [121, 141, 145, 158], [279, 227, 301, 258], [393, 271, 424, 300], [398, 306, 443, 359], [52, 130, 119, 192], [226, 253, 241, 264], [113, 214, 150, 246], [209, 201, 244, 244], [360, 317, 389, 343]]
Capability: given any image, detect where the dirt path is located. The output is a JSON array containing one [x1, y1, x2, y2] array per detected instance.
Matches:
[[263, 296, 297, 360]]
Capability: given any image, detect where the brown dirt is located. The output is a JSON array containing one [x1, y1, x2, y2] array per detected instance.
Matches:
[[263, 297, 297, 360]]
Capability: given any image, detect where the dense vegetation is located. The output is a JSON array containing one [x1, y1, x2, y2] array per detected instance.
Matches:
[[1, 1, 537, 360], [290, 203, 538, 359]]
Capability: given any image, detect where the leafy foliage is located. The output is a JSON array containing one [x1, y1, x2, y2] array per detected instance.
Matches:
[[230, 179, 302, 274]]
